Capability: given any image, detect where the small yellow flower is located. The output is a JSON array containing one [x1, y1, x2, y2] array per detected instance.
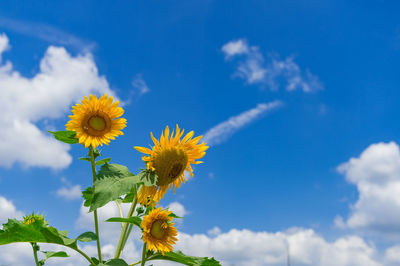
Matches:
[[23, 213, 47, 226], [142, 207, 178, 255], [66, 94, 127, 148], [135, 125, 208, 205]]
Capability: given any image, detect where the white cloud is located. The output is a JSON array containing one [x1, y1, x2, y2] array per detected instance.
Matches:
[[132, 74, 150, 95], [167, 201, 187, 217], [0, 195, 23, 224], [222, 39, 323, 92], [0, 243, 33, 265], [0, 33, 9, 61], [203, 101, 283, 146], [221, 39, 249, 58], [39, 226, 384, 266], [0, 33, 114, 169], [336, 142, 400, 236], [384, 245, 400, 266], [173, 228, 381, 266], [207, 226, 222, 236], [56, 185, 82, 200]]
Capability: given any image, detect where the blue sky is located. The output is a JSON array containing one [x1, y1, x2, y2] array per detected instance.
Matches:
[[0, 1, 400, 265]]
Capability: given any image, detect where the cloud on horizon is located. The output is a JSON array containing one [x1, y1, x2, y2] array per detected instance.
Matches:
[[0, 194, 398, 266]]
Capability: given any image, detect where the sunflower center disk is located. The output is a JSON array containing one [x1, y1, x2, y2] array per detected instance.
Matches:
[[150, 220, 167, 239], [88, 116, 107, 131], [153, 147, 188, 186]]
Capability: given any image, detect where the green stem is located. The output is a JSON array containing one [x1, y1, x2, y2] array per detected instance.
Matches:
[[31, 243, 40, 266], [129, 261, 141, 266], [114, 185, 138, 259], [89, 146, 102, 263], [140, 243, 147, 266], [73, 247, 96, 266], [115, 201, 124, 218], [121, 223, 134, 251]]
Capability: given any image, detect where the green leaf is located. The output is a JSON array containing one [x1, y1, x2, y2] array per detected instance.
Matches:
[[105, 217, 142, 228], [122, 187, 136, 203], [147, 251, 221, 266], [96, 158, 111, 165], [169, 213, 183, 219], [42, 250, 69, 259], [0, 219, 77, 249], [82, 187, 93, 207], [79, 157, 91, 162], [89, 164, 157, 211], [48, 131, 78, 144], [98, 259, 129, 266], [91, 257, 100, 265], [76, 231, 97, 242]]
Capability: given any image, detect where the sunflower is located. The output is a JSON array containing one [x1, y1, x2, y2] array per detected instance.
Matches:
[[66, 94, 127, 148], [23, 213, 47, 226], [134, 125, 208, 205], [142, 207, 178, 255]]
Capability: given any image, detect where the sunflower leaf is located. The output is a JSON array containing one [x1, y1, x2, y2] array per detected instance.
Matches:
[[122, 187, 136, 203], [105, 217, 142, 228], [146, 250, 221, 266], [82, 187, 93, 207], [91, 257, 100, 264], [76, 231, 97, 242], [48, 131, 78, 144], [41, 250, 69, 259], [98, 258, 129, 265], [0, 219, 78, 249], [96, 158, 111, 165], [89, 164, 155, 211]]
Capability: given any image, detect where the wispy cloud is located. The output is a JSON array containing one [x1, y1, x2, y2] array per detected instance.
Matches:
[[0, 16, 94, 50], [131, 74, 150, 95], [203, 101, 283, 146], [222, 39, 323, 92]]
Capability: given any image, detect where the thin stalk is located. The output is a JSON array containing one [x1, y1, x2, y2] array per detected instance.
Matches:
[[114, 185, 138, 258], [121, 223, 134, 251], [130, 261, 141, 266], [115, 200, 124, 218], [89, 146, 102, 263], [140, 243, 147, 266], [73, 247, 96, 266], [31, 243, 40, 266], [115, 200, 124, 229]]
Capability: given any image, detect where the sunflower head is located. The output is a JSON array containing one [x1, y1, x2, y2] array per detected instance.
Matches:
[[142, 207, 178, 255], [134, 125, 208, 204], [66, 94, 127, 148], [23, 213, 47, 226]]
